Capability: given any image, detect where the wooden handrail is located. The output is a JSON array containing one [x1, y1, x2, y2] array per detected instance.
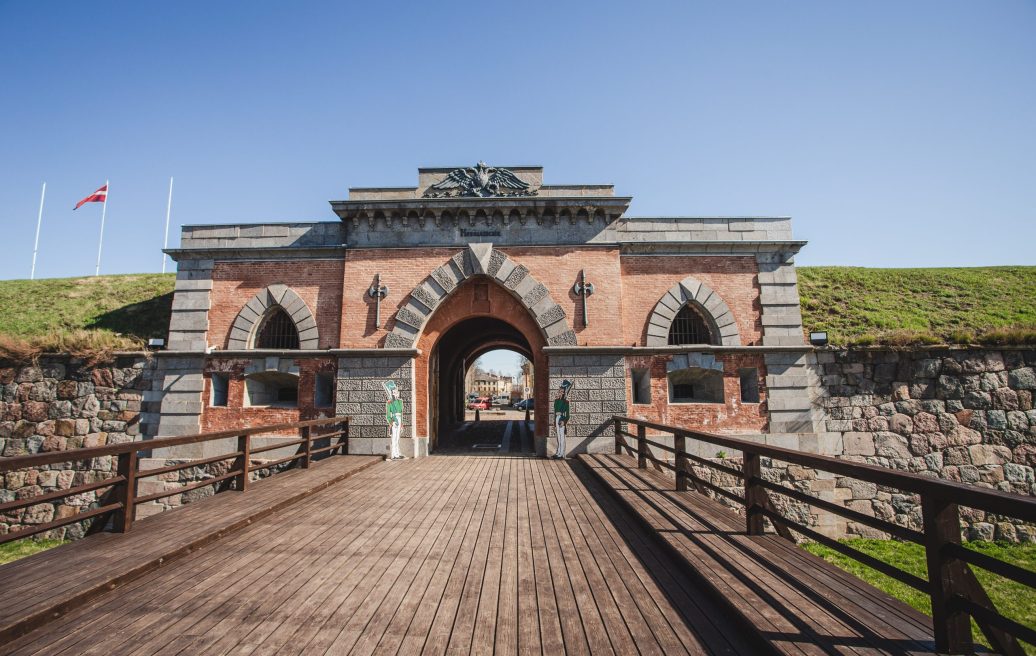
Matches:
[[0, 416, 352, 547], [613, 415, 1036, 655], [613, 415, 1036, 522], [0, 416, 348, 473]]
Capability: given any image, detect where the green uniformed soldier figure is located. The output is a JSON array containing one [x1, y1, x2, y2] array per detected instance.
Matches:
[[384, 380, 404, 460], [552, 380, 572, 459]]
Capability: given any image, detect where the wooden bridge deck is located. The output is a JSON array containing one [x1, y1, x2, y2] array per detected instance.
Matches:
[[0, 448, 759, 655], [578, 452, 938, 656]]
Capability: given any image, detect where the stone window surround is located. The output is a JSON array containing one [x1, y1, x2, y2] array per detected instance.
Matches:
[[227, 284, 319, 350], [645, 276, 741, 348]]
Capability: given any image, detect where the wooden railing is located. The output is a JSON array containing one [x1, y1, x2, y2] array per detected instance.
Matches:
[[613, 415, 1036, 656], [0, 416, 350, 545]]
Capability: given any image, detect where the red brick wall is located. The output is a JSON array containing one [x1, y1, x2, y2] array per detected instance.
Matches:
[[624, 353, 768, 433], [341, 246, 622, 348], [208, 260, 345, 350], [499, 246, 623, 345], [620, 256, 762, 346], [199, 358, 337, 432], [342, 249, 458, 348]]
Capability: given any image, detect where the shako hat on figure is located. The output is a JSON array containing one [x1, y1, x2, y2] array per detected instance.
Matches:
[[383, 380, 398, 398], [559, 380, 573, 395]]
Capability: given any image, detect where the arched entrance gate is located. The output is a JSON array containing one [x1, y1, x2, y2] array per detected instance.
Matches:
[[395, 244, 572, 453]]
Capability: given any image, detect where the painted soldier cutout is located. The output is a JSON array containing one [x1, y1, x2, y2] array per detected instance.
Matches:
[[552, 380, 572, 459], [384, 380, 404, 460]]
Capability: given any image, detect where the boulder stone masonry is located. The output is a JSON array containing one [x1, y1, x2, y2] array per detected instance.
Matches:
[[0, 355, 157, 539], [816, 347, 1036, 541]]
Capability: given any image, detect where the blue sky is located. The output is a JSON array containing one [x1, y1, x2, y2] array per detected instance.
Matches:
[[1, 0, 1034, 283]]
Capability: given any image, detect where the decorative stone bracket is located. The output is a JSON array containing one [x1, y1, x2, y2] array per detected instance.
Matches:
[[227, 284, 319, 349], [385, 243, 577, 348], [645, 276, 741, 347]]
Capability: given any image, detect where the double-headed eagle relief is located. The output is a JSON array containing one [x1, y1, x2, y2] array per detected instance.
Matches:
[[423, 162, 538, 198]]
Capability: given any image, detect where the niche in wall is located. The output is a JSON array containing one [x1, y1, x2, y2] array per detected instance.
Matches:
[[244, 371, 300, 408]]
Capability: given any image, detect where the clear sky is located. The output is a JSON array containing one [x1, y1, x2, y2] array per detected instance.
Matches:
[[1, 1, 1034, 281]]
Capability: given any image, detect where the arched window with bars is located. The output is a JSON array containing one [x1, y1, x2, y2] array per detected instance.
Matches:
[[667, 304, 715, 346], [254, 308, 300, 349]]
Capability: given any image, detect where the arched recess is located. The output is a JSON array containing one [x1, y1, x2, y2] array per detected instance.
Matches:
[[384, 243, 576, 348], [227, 284, 319, 349], [645, 276, 741, 347]]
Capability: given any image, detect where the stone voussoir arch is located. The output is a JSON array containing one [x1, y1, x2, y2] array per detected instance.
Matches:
[[385, 243, 576, 348], [227, 284, 319, 349], [645, 276, 741, 347]]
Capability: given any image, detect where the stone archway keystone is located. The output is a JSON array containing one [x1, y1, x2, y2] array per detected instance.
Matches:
[[645, 276, 741, 347], [385, 244, 577, 348], [228, 285, 319, 349]]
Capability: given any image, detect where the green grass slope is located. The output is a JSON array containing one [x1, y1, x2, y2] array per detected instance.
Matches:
[[0, 266, 1032, 355], [798, 266, 1036, 346], [0, 274, 174, 356]]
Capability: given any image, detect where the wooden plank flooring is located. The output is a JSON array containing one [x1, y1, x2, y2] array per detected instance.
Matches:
[[0, 454, 382, 646], [578, 452, 939, 656], [1, 451, 757, 655]]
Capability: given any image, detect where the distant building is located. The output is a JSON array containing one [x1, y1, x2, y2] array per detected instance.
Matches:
[[469, 373, 512, 397]]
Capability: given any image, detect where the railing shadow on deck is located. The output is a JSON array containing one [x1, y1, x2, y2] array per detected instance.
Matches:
[[610, 415, 1036, 656], [0, 416, 351, 543], [577, 453, 943, 655]]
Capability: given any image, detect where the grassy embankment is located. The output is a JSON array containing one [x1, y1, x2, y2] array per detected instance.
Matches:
[[0, 274, 174, 361], [798, 265, 1036, 346], [805, 539, 1036, 654]]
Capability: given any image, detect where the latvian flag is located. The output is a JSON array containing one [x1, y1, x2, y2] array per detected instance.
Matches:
[[74, 183, 107, 210]]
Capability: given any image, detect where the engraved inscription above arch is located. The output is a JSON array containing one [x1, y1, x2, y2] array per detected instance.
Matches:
[[645, 276, 741, 347], [385, 243, 576, 348], [227, 284, 319, 350]]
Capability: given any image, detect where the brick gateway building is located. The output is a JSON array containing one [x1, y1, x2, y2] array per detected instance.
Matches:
[[153, 164, 819, 458]]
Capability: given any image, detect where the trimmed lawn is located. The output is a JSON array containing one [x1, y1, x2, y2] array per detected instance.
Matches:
[[803, 539, 1036, 654]]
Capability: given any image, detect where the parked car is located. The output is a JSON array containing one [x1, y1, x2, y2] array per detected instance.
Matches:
[[467, 397, 491, 410], [513, 398, 535, 410]]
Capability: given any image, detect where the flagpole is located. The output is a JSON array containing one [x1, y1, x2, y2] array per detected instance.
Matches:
[[162, 177, 173, 274], [95, 179, 108, 277], [30, 182, 46, 280]]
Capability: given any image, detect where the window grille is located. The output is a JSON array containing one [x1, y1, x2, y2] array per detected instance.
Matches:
[[256, 308, 300, 349], [667, 304, 714, 345]]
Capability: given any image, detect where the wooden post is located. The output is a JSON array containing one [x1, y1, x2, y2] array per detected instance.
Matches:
[[475, 408, 480, 422], [340, 418, 349, 455], [922, 495, 973, 654], [113, 450, 137, 533], [743, 452, 764, 535], [614, 418, 622, 455], [236, 433, 251, 492], [674, 432, 688, 492], [637, 424, 647, 469], [301, 426, 312, 469]]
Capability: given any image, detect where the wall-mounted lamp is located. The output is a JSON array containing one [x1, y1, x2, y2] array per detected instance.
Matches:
[[809, 331, 829, 347], [368, 273, 389, 328], [147, 338, 165, 350]]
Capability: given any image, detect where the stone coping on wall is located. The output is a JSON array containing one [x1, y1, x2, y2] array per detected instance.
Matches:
[[153, 349, 423, 358], [542, 345, 813, 355], [165, 246, 347, 262], [619, 241, 806, 255]]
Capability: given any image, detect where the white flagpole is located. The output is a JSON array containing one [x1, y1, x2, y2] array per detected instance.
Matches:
[[94, 179, 108, 277], [162, 177, 173, 274], [30, 182, 46, 280]]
